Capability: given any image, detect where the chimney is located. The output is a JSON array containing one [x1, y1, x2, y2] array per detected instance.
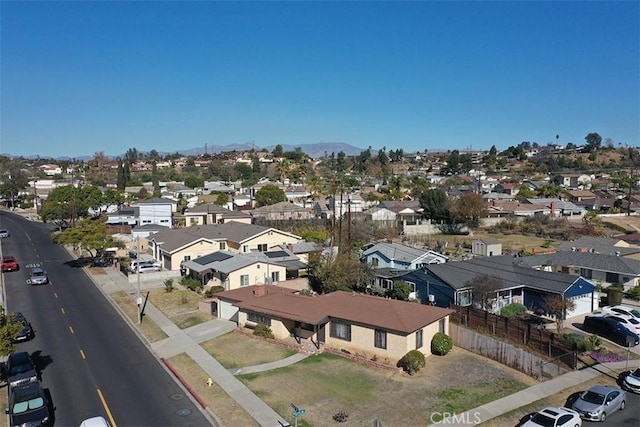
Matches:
[[550, 201, 556, 218], [287, 243, 293, 252], [253, 285, 267, 297]]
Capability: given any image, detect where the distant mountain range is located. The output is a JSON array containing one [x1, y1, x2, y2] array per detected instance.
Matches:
[[8, 142, 368, 161]]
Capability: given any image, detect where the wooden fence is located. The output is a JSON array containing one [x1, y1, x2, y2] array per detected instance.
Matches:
[[449, 305, 577, 369]]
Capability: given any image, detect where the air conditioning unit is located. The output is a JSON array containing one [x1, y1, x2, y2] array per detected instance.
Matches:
[[428, 294, 435, 303]]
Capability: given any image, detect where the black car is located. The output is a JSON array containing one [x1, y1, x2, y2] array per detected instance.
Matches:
[[6, 382, 51, 426], [5, 351, 38, 389], [11, 312, 34, 342], [583, 316, 640, 347]]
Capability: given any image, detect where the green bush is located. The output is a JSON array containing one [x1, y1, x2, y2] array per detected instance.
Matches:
[[577, 334, 602, 352], [626, 285, 640, 301], [163, 279, 174, 293], [253, 323, 275, 339], [500, 303, 527, 318], [181, 277, 202, 293], [431, 332, 453, 356], [606, 284, 624, 306], [397, 350, 426, 375]]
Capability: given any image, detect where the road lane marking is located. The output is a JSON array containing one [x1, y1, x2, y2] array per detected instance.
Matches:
[[97, 389, 117, 427], [54, 292, 58, 298], [80, 349, 86, 359], [60, 307, 65, 314], [69, 326, 74, 334]]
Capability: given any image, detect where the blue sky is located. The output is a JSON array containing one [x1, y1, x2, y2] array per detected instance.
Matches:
[[1, 1, 638, 158]]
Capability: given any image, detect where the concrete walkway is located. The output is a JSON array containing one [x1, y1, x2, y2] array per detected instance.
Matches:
[[91, 265, 295, 427], [229, 353, 310, 376]]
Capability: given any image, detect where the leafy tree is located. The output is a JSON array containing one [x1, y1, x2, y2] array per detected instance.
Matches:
[[541, 294, 575, 331], [390, 280, 412, 301], [39, 185, 77, 229], [515, 184, 535, 201], [0, 161, 29, 208], [152, 162, 161, 197], [51, 217, 124, 258], [254, 184, 286, 207], [444, 150, 461, 174], [419, 189, 450, 222], [308, 252, 375, 294], [584, 132, 602, 153], [449, 193, 487, 228], [272, 144, 284, 157], [234, 163, 254, 181], [184, 175, 205, 190], [215, 193, 230, 206], [0, 312, 27, 356]]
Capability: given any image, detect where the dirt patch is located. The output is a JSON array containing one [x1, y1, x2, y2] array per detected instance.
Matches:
[[481, 367, 630, 426], [86, 266, 106, 275], [147, 287, 203, 319], [168, 353, 259, 427], [201, 331, 297, 369], [237, 347, 537, 426]]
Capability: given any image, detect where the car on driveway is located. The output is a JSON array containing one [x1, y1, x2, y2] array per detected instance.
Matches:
[[6, 382, 51, 426], [11, 312, 34, 342], [135, 264, 161, 274], [0, 228, 9, 238], [601, 305, 640, 320], [570, 385, 626, 422], [27, 267, 49, 285], [1, 255, 19, 272], [622, 367, 640, 394], [603, 314, 640, 335], [522, 406, 582, 427], [5, 351, 38, 389], [583, 316, 640, 347]]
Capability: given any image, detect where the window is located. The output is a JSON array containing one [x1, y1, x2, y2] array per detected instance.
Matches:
[[183, 255, 191, 262], [371, 257, 379, 266], [406, 281, 416, 292], [374, 329, 387, 349], [416, 329, 423, 349], [605, 272, 619, 283], [242, 245, 249, 253], [219, 242, 226, 250], [271, 271, 280, 283], [330, 321, 351, 341], [240, 274, 249, 286], [247, 312, 271, 326], [257, 244, 268, 252], [457, 290, 472, 306], [580, 268, 593, 279], [381, 279, 394, 290]]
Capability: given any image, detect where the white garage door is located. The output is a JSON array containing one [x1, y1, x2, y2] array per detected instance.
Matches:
[[567, 293, 594, 318], [220, 300, 239, 322]]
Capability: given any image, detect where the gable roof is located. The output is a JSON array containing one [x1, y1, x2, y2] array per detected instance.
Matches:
[[518, 251, 640, 276], [362, 242, 447, 264], [556, 236, 640, 256], [137, 197, 176, 205], [425, 256, 580, 294], [227, 287, 453, 334]]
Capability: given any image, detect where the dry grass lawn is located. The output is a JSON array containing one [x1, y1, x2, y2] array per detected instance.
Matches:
[[237, 347, 537, 426], [414, 232, 561, 254], [168, 353, 259, 427], [201, 332, 297, 369], [481, 366, 631, 426], [110, 291, 168, 343], [146, 288, 212, 328]]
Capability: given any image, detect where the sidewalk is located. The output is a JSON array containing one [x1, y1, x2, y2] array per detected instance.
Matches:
[[90, 265, 293, 427]]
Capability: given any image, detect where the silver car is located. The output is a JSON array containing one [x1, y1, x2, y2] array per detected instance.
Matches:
[[622, 367, 640, 394], [27, 267, 49, 285], [0, 229, 9, 238], [571, 385, 626, 422]]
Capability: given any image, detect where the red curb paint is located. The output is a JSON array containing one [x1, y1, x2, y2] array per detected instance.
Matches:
[[161, 357, 208, 409]]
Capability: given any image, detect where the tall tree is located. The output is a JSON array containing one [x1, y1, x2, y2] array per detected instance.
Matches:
[[254, 184, 286, 207], [419, 189, 450, 222], [584, 132, 602, 153], [51, 217, 124, 259], [450, 193, 487, 228]]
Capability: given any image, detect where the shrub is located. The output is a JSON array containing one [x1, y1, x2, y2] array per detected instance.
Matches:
[[181, 277, 202, 293], [333, 411, 349, 423], [253, 323, 275, 339], [626, 285, 640, 301], [431, 332, 453, 356], [397, 350, 426, 375], [577, 334, 602, 352], [606, 284, 624, 306], [163, 279, 174, 293], [500, 303, 527, 318]]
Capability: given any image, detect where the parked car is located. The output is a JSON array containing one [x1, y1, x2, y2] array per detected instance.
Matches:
[[571, 385, 626, 422], [129, 260, 160, 273], [135, 264, 161, 274], [80, 416, 111, 427], [5, 351, 38, 389], [0, 228, 9, 238], [27, 267, 49, 285], [583, 316, 640, 347], [622, 367, 640, 394], [601, 305, 640, 320], [11, 312, 34, 342], [6, 382, 51, 426], [1, 255, 19, 272], [522, 406, 582, 427], [603, 314, 640, 335]]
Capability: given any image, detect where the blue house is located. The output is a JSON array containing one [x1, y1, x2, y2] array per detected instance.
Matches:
[[360, 242, 448, 270], [373, 268, 455, 307]]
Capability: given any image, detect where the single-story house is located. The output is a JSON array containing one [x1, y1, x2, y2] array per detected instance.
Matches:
[[183, 204, 252, 226], [215, 285, 454, 362], [360, 242, 448, 270]]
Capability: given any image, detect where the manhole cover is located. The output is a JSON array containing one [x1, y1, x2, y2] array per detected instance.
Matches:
[[177, 408, 192, 416], [169, 393, 184, 401]]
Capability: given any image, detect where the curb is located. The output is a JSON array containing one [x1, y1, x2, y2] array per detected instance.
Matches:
[[161, 357, 208, 410]]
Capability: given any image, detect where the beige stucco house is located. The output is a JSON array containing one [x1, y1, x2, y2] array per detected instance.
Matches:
[[183, 204, 252, 226], [148, 222, 303, 271], [215, 286, 454, 362]]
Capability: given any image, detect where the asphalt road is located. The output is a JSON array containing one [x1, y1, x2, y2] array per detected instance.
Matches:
[[563, 384, 640, 427], [0, 212, 213, 427]]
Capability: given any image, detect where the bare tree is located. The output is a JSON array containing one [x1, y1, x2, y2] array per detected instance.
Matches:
[[541, 294, 576, 331], [466, 275, 504, 311]]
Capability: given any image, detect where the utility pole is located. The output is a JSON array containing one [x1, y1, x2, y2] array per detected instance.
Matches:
[[346, 193, 352, 257], [137, 236, 142, 324]]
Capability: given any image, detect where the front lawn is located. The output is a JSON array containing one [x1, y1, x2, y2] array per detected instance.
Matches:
[[201, 331, 296, 369]]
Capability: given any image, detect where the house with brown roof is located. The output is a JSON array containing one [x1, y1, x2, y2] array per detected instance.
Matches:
[[214, 285, 454, 362], [250, 201, 315, 221], [183, 204, 251, 226], [148, 222, 303, 271]]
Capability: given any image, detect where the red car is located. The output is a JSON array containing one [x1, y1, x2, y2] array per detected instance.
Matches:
[[1, 256, 19, 272]]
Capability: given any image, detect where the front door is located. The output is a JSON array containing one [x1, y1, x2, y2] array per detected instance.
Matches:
[[317, 323, 326, 343]]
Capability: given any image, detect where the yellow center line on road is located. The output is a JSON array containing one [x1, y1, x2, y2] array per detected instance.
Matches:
[[80, 349, 86, 359], [97, 389, 117, 427], [69, 326, 74, 334]]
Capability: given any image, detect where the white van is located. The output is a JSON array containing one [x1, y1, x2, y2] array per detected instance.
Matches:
[[129, 260, 160, 272]]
